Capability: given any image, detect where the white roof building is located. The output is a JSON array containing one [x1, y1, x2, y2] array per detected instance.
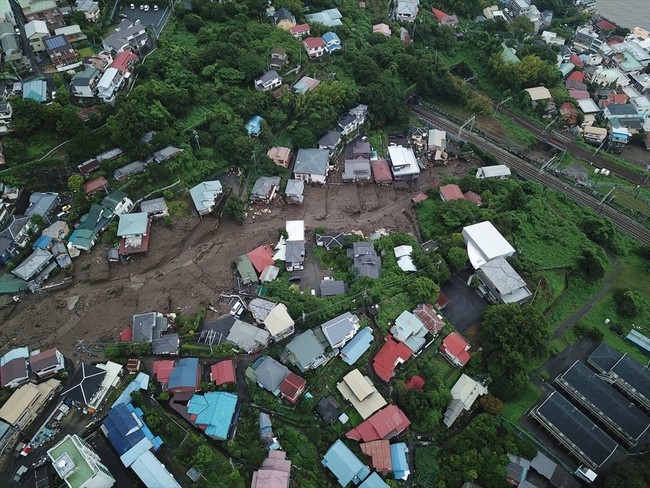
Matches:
[[394, 245, 416, 272], [387, 145, 420, 180], [462, 221, 515, 269], [286, 220, 305, 242], [525, 87, 553, 101], [476, 165, 511, 179], [443, 374, 487, 428]]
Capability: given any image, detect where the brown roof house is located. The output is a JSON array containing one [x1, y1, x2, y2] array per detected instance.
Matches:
[[29, 347, 65, 380]]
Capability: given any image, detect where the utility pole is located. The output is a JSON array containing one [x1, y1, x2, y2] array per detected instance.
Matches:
[[458, 115, 475, 140], [192, 130, 200, 149], [492, 97, 511, 119]]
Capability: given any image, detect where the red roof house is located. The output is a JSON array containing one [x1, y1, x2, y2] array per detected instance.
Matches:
[[435, 292, 450, 309], [439, 184, 465, 202], [569, 89, 590, 100], [83, 176, 109, 195], [360, 440, 392, 473], [373, 336, 413, 382], [110, 49, 137, 71], [119, 327, 132, 342], [371, 160, 393, 184], [411, 192, 429, 204], [210, 360, 236, 386], [607, 93, 628, 104], [596, 19, 616, 32], [289, 23, 310, 38], [431, 8, 458, 26], [346, 404, 411, 442], [566, 71, 584, 83], [246, 245, 275, 274], [463, 191, 483, 206], [405, 375, 425, 391], [440, 332, 471, 367], [153, 359, 175, 385], [302, 37, 326, 58], [569, 54, 584, 68], [279, 372, 306, 404], [413, 303, 445, 335], [559, 102, 578, 125]]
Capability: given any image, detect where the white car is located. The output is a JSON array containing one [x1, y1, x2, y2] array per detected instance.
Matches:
[[153, 4, 158, 10], [139, 4, 144, 9], [144, 4, 149, 11], [130, 3, 135, 8]]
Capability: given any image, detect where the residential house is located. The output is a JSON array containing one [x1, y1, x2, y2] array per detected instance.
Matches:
[[254, 70, 283, 91], [337, 113, 359, 136], [462, 221, 516, 269], [167, 358, 201, 394], [373, 336, 413, 382], [11, 248, 53, 283], [44, 35, 80, 71], [340, 327, 374, 365], [189, 180, 223, 216], [75, 0, 100, 22], [42, 221, 69, 240], [267, 146, 292, 167], [285, 179, 304, 204], [371, 160, 393, 185], [0, 237, 17, 265], [316, 231, 346, 250], [0, 101, 12, 133], [0, 347, 29, 388], [293, 75, 321, 94], [48, 435, 116, 488], [71, 67, 101, 98], [263, 303, 295, 341], [251, 356, 289, 395], [322, 440, 371, 487], [96, 67, 127, 103], [440, 332, 471, 367], [61, 362, 107, 407], [236, 255, 258, 284], [372, 23, 391, 37], [390, 443, 410, 480], [85, 50, 113, 71], [68, 204, 114, 251], [294, 148, 329, 183], [139, 198, 168, 218], [337, 369, 387, 419], [439, 184, 465, 202], [21, 0, 64, 29], [103, 19, 147, 54], [476, 165, 511, 179], [347, 404, 410, 442], [443, 374, 488, 427], [477, 257, 532, 305], [348, 241, 381, 279], [102, 191, 133, 215], [252, 451, 291, 488], [321, 312, 360, 349], [187, 391, 238, 440], [284, 329, 326, 371], [152, 146, 182, 163], [303, 37, 326, 59], [322, 32, 342, 53], [25, 191, 59, 224], [343, 159, 372, 182], [305, 8, 343, 27], [390, 310, 427, 353], [210, 360, 235, 386], [316, 396, 342, 423], [387, 145, 420, 180], [131, 312, 168, 343], [413, 303, 445, 335], [285, 219, 305, 271], [29, 347, 65, 379], [273, 7, 296, 29], [22, 79, 47, 102], [583, 126, 608, 145], [279, 372, 306, 404], [83, 176, 109, 195], [25, 20, 50, 53], [431, 7, 458, 26], [0, 0, 15, 25], [395, 0, 419, 21], [246, 115, 263, 136], [250, 176, 281, 203], [318, 129, 342, 151], [226, 319, 271, 353], [559, 102, 579, 125], [394, 245, 416, 272], [269, 47, 289, 69], [289, 23, 310, 38], [352, 141, 371, 160], [0, 215, 34, 249], [573, 26, 603, 53], [320, 279, 348, 296], [0, 23, 21, 63], [428, 129, 447, 159], [54, 24, 86, 43], [0, 379, 60, 433]]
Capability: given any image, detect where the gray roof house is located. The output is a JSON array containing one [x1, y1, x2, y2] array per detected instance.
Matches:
[[318, 129, 342, 150], [285, 241, 305, 267], [226, 319, 271, 353], [343, 159, 371, 182], [285, 330, 327, 372], [189, 180, 223, 216], [294, 148, 330, 183], [316, 232, 346, 250], [337, 113, 358, 136], [476, 257, 532, 305], [285, 179, 304, 204], [11, 248, 53, 281], [103, 19, 147, 54], [152, 333, 180, 355], [320, 312, 360, 349], [152, 146, 183, 163], [139, 197, 168, 218], [132, 312, 168, 342], [248, 298, 277, 324], [25, 192, 59, 224], [320, 279, 348, 297], [254, 356, 289, 394], [70, 66, 100, 98], [254, 70, 283, 92], [250, 176, 281, 203], [114, 161, 146, 181], [348, 242, 382, 279], [0, 216, 34, 248]]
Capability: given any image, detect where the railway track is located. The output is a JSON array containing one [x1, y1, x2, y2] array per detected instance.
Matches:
[[498, 106, 645, 185], [410, 105, 650, 246]]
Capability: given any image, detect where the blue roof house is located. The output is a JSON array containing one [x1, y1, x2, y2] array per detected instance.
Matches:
[[22, 79, 48, 102], [390, 311, 427, 353], [340, 327, 374, 365], [246, 115, 263, 137], [32, 235, 52, 250], [187, 391, 238, 440], [322, 439, 371, 486], [359, 472, 389, 488], [322, 32, 342, 53], [390, 442, 410, 480], [168, 357, 200, 393]]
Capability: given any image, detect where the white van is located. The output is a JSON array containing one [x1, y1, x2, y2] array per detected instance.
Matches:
[[230, 302, 243, 317]]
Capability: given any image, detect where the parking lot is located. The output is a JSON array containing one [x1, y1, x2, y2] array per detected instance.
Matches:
[[118, 3, 170, 35], [441, 274, 488, 333]]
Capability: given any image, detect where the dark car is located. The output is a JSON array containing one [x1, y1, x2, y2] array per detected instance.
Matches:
[[288, 275, 301, 283]]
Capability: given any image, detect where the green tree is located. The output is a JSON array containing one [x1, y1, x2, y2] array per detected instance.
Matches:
[[224, 196, 246, 224], [407, 277, 440, 303], [184, 13, 204, 32], [614, 288, 645, 318], [57, 105, 84, 136], [479, 304, 549, 400], [509, 16, 535, 40], [2, 138, 27, 164], [447, 247, 468, 269], [577, 247, 607, 281], [67, 173, 85, 193]]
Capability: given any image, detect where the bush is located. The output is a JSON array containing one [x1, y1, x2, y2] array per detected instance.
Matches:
[[614, 288, 644, 318], [573, 322, 604, 341], [224, 196, 246, 224]]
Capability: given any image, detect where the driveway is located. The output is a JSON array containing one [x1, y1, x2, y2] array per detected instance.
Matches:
[[299, 243, 331, 295], [440, 274, 487, 333], [86, 430, 137, 486]]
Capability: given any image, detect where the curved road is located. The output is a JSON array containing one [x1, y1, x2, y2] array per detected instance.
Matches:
[[411, 104, 650, 246]]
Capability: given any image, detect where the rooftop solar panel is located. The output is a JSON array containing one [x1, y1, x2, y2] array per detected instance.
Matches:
[[44, 35, 68, 50], [532, 392, 618, 469], [611, 356, 650, 405], [556, 361, 650, 443], [588, 343, 622, 372]]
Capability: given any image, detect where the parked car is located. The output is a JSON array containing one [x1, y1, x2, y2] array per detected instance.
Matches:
[[13, 466, 28, 482], [144, 4, 149, 10], [288, 275, 301, 283], [230, 301, 243, 317], [118, 13, 128, 18], [153, 4, 158, 10], [139, 4, 144, 9], [130, 3, 135, 8]]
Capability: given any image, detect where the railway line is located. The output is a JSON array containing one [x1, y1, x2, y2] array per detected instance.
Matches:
[[410, 104, 650, 246], [497, 106, 646, 185]]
